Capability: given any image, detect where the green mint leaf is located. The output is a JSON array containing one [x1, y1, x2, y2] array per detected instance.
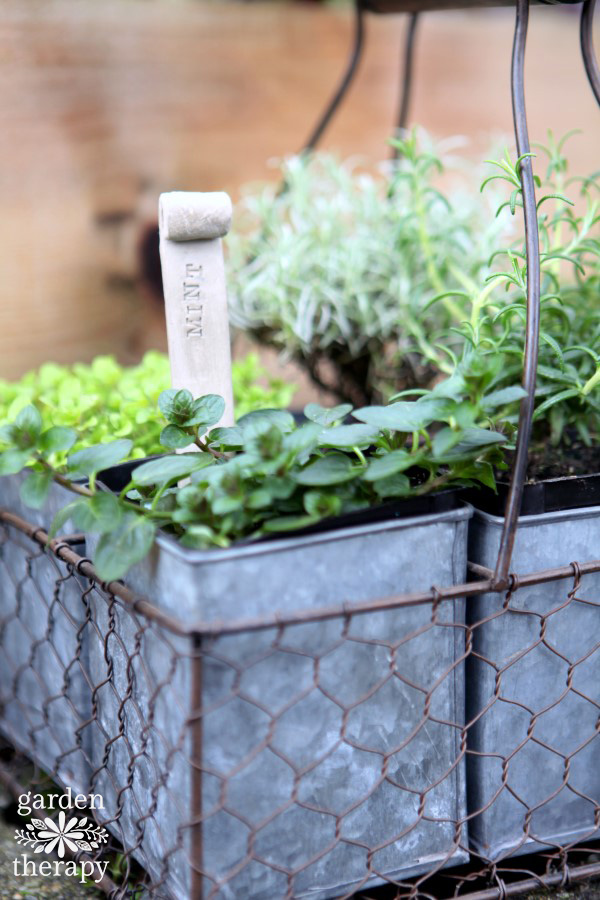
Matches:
[[160, 425, 194, 450], [237, 408, 295, 434], [319, 424, 379, 449], [158, 389, 182, 422], [372, 472, 411, 498], [184, 395, 225, 427], [246, 489, 273, 510], [432, 427, 461, 458], [158, 388, 200, 425], [294, 453, 358, 486], [48, 501, 85, 539], [207, 426, 245, 450], [436, 427, 507, 459], [353, 401, 437, 432], [14, 405, 42, 443], [131, 453, 213, 486], [0, 424, 16, 445], [94, 512, 156, 581], [39, 426, 77, 455], [471, 461, 497, 491], [0, 449, 32, 475], [179, 525, 218, 549], [19, 471, 53, 509], [363, 450, 413, 482], [212, 495, 244, 515], [71, 492, 123, 534], [261, 514, 319, 533], [262, 475, 296, 500], [282, 422, 321, 454], [67, 439, 133, 478], [304, 403, 353, 426], [303, 490, 342, 518]]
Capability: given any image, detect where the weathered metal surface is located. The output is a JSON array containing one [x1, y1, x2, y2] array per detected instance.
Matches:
[[87, 505, 472, 899], [0, 479, 89, 793], [0, 531, 89, 795], [467, 506, 600, 860], [0, 473, 76, 530]]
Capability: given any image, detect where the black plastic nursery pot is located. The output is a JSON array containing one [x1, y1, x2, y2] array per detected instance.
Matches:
[[466, 470, 600, 861], [84, 458, 474, 899]]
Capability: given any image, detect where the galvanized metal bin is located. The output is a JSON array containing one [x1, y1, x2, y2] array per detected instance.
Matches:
[[0, 471, 76, 529], [87, 502, 472, 899], [0, 476, 90, 793], [467, 505, 600, 861]]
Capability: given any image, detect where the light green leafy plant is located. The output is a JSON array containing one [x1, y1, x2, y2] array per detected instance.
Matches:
[[226, 132, 503, 406], [0, 351, 296, 462]]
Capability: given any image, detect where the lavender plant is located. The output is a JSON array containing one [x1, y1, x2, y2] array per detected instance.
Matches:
[[226, 132, 503, 406]]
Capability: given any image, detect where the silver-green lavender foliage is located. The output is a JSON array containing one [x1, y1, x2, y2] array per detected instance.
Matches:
[[226, 132, 505, 402]]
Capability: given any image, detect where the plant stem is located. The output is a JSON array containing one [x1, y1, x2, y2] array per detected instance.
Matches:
[[36, 456, 159, 517], [36, 458, 93, 498], [353, 447, 367, 466], [415, 471, 452, 495], [194, 436, 225, 459]]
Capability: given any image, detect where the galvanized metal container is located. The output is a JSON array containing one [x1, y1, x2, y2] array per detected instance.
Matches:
[[0, 475, 90, 793], [467, 504, 600, 861], [87, 502, 472, 899], [0, 471, 76, 529]]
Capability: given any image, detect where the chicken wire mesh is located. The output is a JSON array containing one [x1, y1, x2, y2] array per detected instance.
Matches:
[[0, 512, 599, 900]]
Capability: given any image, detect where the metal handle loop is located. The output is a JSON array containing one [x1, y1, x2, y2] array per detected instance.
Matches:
[[392, 11, 420, 157], [581, 0, 600, 105], [493, 0, 541, 587], [302, 0, 366, 153]]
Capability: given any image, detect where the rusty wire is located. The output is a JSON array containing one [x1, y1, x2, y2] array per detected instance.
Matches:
[[1, 3, 599, 898], [0, 512, 599, 899]]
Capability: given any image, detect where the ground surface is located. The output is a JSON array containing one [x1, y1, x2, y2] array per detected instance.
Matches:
[[0, 824, 102, 898], [0, 786, 599, 900], [0, 785, 102, 899], [2, 795, 600, 900]]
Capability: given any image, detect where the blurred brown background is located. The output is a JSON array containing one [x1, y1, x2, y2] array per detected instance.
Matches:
[[0, 0, 598, 381]]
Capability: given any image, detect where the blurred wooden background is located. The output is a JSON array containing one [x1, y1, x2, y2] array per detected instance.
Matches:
[[0, 0, 598, 381]]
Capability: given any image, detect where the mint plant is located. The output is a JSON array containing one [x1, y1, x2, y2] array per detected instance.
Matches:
[[0, 367, 522, 581], [0, 351, 295, 462]]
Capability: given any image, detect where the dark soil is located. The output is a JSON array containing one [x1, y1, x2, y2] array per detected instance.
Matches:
[[524, 441, 600, 481], [500, 431, 600, 483]]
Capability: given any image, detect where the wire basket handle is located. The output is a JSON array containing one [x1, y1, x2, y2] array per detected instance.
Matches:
[[494, 0, 599, 585]]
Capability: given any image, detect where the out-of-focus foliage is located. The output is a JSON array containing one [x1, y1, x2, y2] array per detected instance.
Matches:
[[0, 351, 296, 461], [226, 132, 505, 406]]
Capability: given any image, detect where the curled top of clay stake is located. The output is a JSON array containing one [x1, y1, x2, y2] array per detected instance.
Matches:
[[159, 191, 233, 242]]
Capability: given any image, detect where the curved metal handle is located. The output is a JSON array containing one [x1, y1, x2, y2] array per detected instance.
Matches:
[[581, 0, 600, 106], [393, 11, 420, 153], [301, 1, 421, 155], [302, 0, 366, 153], [493, 0, 541, 587]]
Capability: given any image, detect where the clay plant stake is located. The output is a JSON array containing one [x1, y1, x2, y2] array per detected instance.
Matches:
[[159, 191, 234, 427]]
